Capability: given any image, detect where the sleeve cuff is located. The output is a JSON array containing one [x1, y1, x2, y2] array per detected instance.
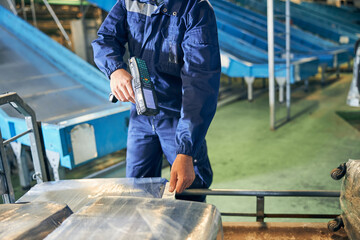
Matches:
[[105, 62, 128, 79], [176, 145, 195, 158]]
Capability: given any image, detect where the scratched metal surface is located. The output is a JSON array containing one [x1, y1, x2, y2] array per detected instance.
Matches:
[[0, 202, 72, 240], [0, 26, 115, 124]]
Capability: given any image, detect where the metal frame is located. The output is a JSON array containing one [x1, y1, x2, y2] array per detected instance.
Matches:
[[30, 0, 38, 28], [267, 0, 276, 130], [42, 0, 72, 47], [0, 92, 49, 189], [180, 189, 340, 222], [5, 0, 17, 14], [9, 0, 73, 47], [10, 142, 31, 189], [268, 0, 292, 129], [20, 0, 26, 20], [8, 0, 38, 27], [0, 129, 15, 203], [285, 0, 291, 121]]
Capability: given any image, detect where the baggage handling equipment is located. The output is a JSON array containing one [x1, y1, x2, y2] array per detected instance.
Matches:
[[0, 6, 130, 184]]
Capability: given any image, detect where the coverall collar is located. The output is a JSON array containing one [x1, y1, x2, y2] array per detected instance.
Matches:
[[161, 0, 182, 16], [140, 0, 180, 16]]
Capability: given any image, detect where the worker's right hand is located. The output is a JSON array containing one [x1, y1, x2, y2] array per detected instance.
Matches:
[[110, 68, 135, 103]]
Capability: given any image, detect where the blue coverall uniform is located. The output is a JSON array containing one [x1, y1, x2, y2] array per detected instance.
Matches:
[[92, 0, 221, 201]]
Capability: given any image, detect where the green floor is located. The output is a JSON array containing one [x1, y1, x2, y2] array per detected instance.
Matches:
[[202, 73, 360, 222]]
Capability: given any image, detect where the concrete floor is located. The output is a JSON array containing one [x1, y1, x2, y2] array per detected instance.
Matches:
[[202, 73, 360, 222]]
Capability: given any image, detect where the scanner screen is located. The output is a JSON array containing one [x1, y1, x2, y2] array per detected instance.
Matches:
[[143, 88, 156, 109]]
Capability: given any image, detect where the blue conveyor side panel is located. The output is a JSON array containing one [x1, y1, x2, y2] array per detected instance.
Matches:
[[212, 0, 337, 49], [289, 1, 360, 32], [300, 2, 360, 25], [214, 7, 314, 53], [214, 1, 352, 67]]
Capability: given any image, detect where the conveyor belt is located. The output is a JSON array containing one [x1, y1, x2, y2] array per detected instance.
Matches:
[[214, 4, 350, 67], [0, 26, 115, 124], [235, 0, 359, 44], [300, 2, 360, 25], [212, 0, 336, 50], [0, 6, 130, 170]]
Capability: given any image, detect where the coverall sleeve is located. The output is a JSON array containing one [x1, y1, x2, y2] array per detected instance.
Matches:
[[175, 1, 221, 158], [91, 0, 128, 79]]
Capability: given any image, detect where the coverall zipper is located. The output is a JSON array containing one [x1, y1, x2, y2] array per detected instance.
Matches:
[[151, 117, 155, 132]]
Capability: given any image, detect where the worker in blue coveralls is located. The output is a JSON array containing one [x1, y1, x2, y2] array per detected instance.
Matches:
[[92, 0, 221, 201]]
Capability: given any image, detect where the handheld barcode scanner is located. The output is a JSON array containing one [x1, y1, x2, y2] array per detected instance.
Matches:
[[109, 57, 159, 116]]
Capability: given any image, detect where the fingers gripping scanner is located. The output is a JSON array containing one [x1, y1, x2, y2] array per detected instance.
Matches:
[[109, 57, 159, 116]]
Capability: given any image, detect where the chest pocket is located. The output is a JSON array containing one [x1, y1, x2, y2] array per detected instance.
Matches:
[[158, 20, 183, 76]]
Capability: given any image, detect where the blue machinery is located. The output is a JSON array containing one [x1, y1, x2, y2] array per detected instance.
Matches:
[[89, 0, 353, 99], [0, 6, 130, 181], [299, 2, 360, 26], [235, 0, 359, 44], [0, 0, 356, 179], [212, 0, 353, 100]]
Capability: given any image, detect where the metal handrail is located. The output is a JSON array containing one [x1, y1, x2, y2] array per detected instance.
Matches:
[[180, 189, 340, 222], [181, 189, 340, 197], [0, 92, 49, 203]]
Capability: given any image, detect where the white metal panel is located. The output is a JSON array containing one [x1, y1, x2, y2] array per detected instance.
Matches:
[[70, 123, 97, 165]]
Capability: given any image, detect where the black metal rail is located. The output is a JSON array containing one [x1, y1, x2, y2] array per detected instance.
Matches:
[[179, 189, 340, 222]]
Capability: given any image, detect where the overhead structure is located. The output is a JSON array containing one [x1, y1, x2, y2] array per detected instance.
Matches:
[[42, 0, 72, 47]]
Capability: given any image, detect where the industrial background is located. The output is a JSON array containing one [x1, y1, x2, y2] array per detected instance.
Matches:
[[0, 0, 360, 239]]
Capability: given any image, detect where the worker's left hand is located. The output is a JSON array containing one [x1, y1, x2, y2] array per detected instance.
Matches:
[[169, 154, 195, 193]]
